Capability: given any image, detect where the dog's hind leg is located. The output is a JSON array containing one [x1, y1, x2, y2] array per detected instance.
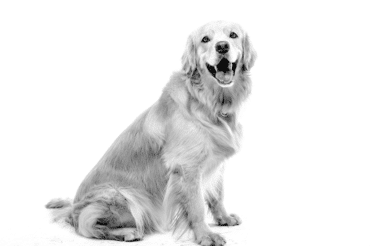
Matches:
[[74, 202, 143, 241], [70, 185, 155, 241]]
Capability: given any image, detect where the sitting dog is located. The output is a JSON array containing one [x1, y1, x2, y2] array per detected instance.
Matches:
[[46, 20, 256, 246]]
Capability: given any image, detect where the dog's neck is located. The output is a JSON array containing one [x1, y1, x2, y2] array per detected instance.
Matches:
[[186, 69, 251, 122]]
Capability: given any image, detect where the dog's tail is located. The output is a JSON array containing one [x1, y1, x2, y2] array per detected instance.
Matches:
[[45, 198, 73, 224]]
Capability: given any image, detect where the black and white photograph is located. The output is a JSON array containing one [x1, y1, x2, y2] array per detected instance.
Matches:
[[0, 1, 369, 246]]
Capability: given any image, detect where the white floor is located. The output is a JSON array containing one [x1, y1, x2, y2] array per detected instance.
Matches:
[[2, 207, 247, 246]]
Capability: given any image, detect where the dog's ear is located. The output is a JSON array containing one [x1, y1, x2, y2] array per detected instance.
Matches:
[[242, 34, 257, 72], [181, 35, 197, 76]]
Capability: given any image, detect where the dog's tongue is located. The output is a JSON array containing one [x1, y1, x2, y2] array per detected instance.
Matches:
[[216, 71, 233, 82], [215, 58, 233, 82]]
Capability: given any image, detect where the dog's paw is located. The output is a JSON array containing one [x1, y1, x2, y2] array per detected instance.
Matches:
[[123, 229, 143, 242], [197, 232, 226, 246], [216, 213, 242, 226], [104, 228, 144, 242]]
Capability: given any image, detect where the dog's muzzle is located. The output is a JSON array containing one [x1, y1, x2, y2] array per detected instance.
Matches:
[[206, 58, 237, 87]]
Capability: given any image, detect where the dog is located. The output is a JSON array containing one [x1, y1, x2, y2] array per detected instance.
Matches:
[[46, 20, 256, 246]]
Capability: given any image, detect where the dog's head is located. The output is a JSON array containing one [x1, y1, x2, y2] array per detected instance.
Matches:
[[182, 21, 256, 87]]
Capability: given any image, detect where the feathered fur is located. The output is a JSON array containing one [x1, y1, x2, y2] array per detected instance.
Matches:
[[46, 21, 256, 246]]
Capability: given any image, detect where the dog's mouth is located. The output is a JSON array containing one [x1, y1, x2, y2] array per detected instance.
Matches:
[[206, 58, 237, 87]]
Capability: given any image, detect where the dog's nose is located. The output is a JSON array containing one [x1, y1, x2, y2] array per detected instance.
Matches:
[[215, 41, 230, 54]]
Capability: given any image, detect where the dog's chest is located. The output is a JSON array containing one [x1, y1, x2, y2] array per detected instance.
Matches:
[[206, 116, 241, 160], [163, 109, 241, 170]]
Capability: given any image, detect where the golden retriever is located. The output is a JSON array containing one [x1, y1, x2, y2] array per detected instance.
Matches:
[[46, 20, 256, 246]]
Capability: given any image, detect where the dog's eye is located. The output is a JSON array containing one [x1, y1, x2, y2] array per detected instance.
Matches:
[[229, 32, 238, 39], [201, 36, 210, 43]]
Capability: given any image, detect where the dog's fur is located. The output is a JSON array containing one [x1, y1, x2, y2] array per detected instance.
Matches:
[[46, 21, 256, 246]]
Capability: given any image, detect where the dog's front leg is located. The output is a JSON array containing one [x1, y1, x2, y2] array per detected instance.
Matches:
[[207, 178, 242, 226], [165, 166, 226, 246]]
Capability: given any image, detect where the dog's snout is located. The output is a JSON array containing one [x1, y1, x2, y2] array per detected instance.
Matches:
[[215, 41, 230, 54]]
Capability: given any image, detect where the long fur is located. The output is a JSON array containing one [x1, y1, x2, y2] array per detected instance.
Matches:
[[46, 21, 256, 245]]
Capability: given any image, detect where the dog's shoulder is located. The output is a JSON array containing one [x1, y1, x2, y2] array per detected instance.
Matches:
[[161, 72, 189, 110], [140, 72, 188, 142]]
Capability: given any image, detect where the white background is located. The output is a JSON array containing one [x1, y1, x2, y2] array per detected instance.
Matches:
[[1, 1, 369, 245]]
